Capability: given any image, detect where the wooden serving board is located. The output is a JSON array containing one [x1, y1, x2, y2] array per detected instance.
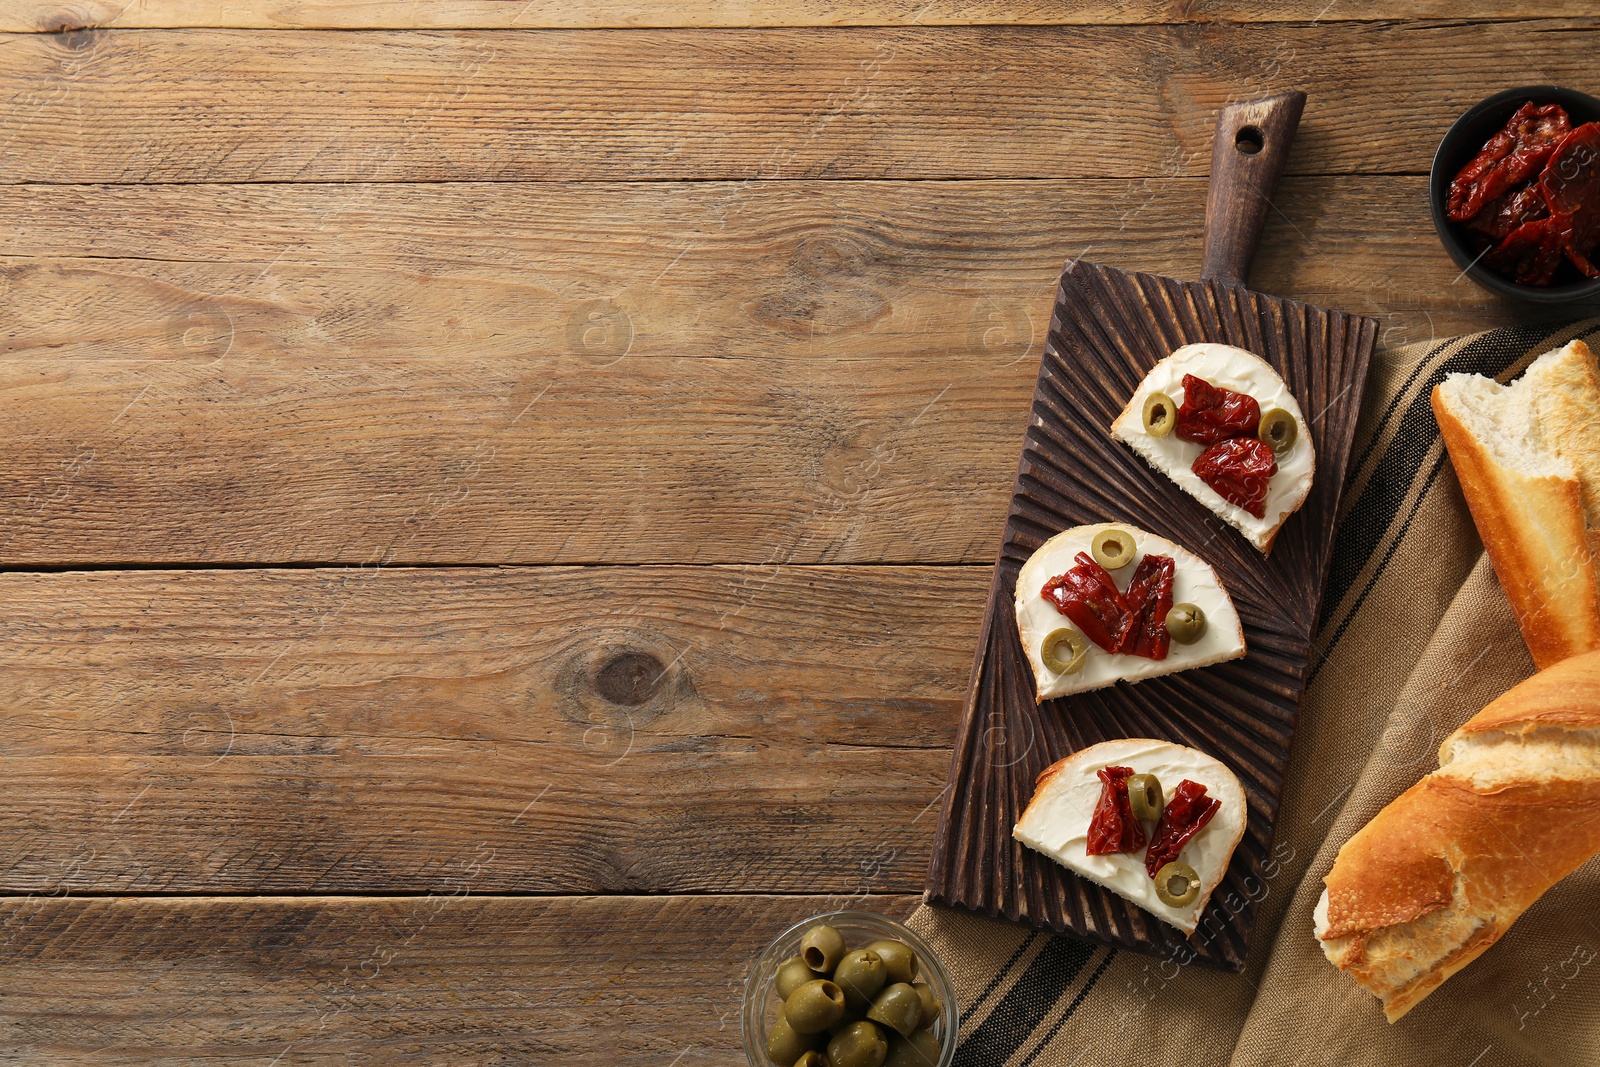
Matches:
[[924, 259, 1376, 969]]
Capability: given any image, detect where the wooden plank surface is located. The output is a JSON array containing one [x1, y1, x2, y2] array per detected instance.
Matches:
[[0, 893, 919, 1064], [4, 1, 1584, 30], [0, 354, 1026, 566], [0, 178, 1569, 363], [0, 22, 1595, 183], [0, 566, 980, 893], [3, 178, 1590, 567]]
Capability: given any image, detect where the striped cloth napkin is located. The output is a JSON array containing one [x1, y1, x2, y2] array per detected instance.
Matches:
[[911, 318, 1600, 1067]]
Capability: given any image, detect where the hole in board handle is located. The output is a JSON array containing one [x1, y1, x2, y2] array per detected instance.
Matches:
[[1235, 125, 1265, 155]]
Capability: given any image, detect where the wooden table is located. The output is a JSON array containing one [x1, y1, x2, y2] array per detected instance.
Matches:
[[0, 3, 1594, 1062]]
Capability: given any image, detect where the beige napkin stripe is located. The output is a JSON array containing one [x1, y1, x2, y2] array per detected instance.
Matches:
[[1489, 318, 1600, 384], [1004, 947, 1119, 1067], [960, 930, 1048, 1033], [1313, 434, 1446, 664], [1316, 330, 1482, 646], [1334, 335, 1465, 525], [908, 907, 1114, 1064]]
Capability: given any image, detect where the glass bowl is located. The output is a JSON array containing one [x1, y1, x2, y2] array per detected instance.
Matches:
[[741, 910, 959, 1067]]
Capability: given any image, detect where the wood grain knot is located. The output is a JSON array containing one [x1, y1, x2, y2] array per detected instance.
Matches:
[[554, 633, 695, 741], [750, 232, 889, 338], [56, 27, 100, 51], [593, 650, 666, 707]]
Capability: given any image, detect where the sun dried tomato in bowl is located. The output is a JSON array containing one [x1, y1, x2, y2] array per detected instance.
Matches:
[[1447, 102, 1570, 222], [1449, 101, 1600, 287]]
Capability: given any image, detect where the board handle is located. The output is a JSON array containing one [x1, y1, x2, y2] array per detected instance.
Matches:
[[1201, 91, 1306, 288]]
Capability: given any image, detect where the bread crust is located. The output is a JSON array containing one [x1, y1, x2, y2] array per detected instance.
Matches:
[[1317, 650, 1600, 1021], [1432, 374, 1600, 669]]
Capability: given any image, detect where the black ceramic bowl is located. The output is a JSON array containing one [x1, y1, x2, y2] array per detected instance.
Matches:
[[1430, 85, 1600, 304]]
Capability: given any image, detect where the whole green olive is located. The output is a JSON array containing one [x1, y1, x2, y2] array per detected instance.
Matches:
[[828, 1002, 868, 1036], [884, 1029, 944, 1067], [863, 940, 919, 985], [866, 982, 923, 1038], [785, 979, 847, 1034], [793, 1053, 830, 1067], [1090, 527, 1137, 571], [827, 1020, 889, 1067], [767, 1017, 824, 1065], [1153, 860, 1202, 908], [1041, 627, 1088, 675], [912, 983, 942, 1030], [1126, 773, 1164, 822], [1164, 602, 1207, 645], [776, 955, 817, 1000], [1258, 407, 1298, 454], [833, 949, 888, 1007], [800, 924, 846, 973], [1143, 391, 1176, 437]]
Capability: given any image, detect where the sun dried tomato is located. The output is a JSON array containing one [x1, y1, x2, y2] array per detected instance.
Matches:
[[1174, 374, 1262, 445], [1448, 101, 1572, 222], [1485, 215, 1570, 286], [1041, 552, 1133, 653], [1465, 183, 1549, 242], [1539, 122, 1600, 277], [1192, 436, 1277, 519], [1121, 553, 1174, 661], [1086, 765, 1147, 856], [1144, 778, 1221, 878]]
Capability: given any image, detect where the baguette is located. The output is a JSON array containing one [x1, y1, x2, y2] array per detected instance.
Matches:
[[1314, 649, 1600, 1021], [1431, 339, 1600, 668]]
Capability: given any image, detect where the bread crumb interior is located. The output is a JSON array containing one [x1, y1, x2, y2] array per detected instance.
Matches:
[[1438, 371, 1573, 480]]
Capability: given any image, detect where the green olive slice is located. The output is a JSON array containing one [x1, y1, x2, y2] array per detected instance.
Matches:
[[1258, 407, 1298, 454], [1164, 603, 1206, 645], [1153, 861, 1201, 908], [1040, 628, 1088, 674], [1143, 391, 1176, 437], [1127, 773, 1163, 822], [1090, 527, 1137, 571]]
